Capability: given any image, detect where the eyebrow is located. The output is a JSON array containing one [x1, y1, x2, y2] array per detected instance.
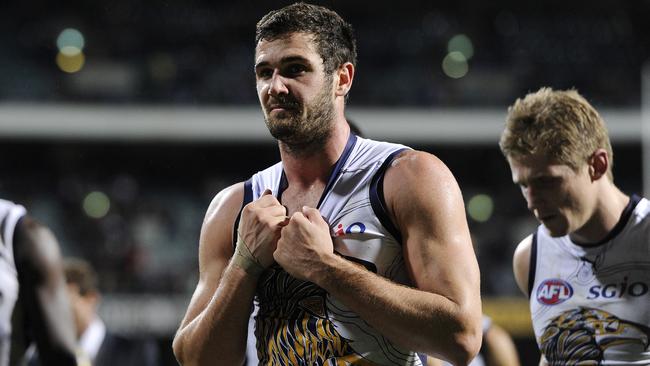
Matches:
[[514, 174, 558, 186], [254, 55, 311, 71]]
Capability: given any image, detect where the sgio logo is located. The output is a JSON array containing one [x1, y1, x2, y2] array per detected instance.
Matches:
[[587, 277, 649, 299], [537, 279, 573, 305], [333, 222, 366, 237]]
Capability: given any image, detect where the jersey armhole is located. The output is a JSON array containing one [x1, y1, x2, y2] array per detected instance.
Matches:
[[0, 214, 8, 248], [6, 207, 27, 267], [369, 148, 408, 245], [527, 232, 538, 299], [232, 179, 254, 250]]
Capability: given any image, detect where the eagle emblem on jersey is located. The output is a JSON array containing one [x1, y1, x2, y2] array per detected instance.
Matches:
[[255, 265, 373, 366], [540, 307, 650, 365]]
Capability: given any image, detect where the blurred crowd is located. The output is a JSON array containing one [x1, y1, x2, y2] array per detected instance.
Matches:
[[2, 1, 649, 106]]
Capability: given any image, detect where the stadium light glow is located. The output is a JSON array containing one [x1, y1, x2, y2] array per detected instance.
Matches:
[[467, 194, 494, 222], [448, 34, 474, 60], [442, 51, 468, 79], [83, 191, 110, 219], [56, 51, 85, 73], [57, 28, 85, 52]]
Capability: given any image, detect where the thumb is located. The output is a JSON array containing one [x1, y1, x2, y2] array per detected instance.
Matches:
[[302, 206, 325, 224]]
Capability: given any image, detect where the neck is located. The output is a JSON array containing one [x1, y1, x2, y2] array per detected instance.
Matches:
[[279, 116, 350, 187], [570, 182, 629, 244]]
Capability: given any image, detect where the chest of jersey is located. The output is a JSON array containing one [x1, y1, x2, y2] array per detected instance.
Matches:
[[530, 198, 650, 365], [248, 136, 422, 365]]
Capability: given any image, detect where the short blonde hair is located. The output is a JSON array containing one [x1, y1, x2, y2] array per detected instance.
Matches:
[[499, 87, 613, 180]]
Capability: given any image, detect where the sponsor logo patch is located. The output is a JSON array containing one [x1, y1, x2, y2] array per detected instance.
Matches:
[[333, 222, 366, 237], [537, 279, 573, 305]]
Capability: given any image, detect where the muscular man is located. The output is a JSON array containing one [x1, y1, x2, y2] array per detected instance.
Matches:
[[0, 199, 77, 365], [173, 3, 482, 365], [499, 87, 650, 364]]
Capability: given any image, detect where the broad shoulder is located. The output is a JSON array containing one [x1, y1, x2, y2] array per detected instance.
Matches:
[[198, 182, 245, 271], [513, 234, 534, 297], [381, 149, 467, 237], [203, 182, 245, 228], [383, 150, 460, 205], [385, 150, 456, 187]]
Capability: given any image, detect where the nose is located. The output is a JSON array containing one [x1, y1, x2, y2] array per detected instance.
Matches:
[[268, 70, 289, 97], [522, 186, 538, 212]]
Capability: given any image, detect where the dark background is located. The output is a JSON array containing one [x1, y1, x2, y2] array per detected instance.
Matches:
[[2, 0, 648, 364]]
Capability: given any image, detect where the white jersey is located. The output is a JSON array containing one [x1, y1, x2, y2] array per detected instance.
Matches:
[[0, 199, 26, 366], [529, 195, 650, 365], [242, 135, 422, 366]]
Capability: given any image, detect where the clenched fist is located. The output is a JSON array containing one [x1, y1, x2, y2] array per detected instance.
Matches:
[[236, 189, 289, 271], [274, 206, 336, 282]]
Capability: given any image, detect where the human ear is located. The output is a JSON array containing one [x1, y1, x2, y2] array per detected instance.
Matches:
[[335, 62, 354, 97], [589, 149, 609, 181]]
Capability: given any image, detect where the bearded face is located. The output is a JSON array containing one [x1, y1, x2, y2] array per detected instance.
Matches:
[[255, 33, 340, 155], [263, 76, 335, 152]]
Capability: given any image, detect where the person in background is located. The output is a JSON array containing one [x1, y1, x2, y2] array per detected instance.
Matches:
[[0, 198, 77, 366], [27, 257, 160, 366], [500, 87, 650, 364]]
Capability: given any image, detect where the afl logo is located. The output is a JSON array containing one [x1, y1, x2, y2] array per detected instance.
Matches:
[[536, 279, 573, 305]]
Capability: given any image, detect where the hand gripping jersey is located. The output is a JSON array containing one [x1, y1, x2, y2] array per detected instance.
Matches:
[[0, 199, 26, 366], [241, 135, 423, 366], [529, 195, 650, 365]]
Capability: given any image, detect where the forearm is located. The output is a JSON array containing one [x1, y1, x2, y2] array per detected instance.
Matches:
[[174, 263, 258, 365], [314, 255, 480, 364]]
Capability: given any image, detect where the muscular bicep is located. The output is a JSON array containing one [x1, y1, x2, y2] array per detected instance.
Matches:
[[384, 151, 480, 305], [178, 182, 245, 329]]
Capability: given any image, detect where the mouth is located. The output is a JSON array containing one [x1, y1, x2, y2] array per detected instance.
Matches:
[[270, 109, 294, 120], [267, 97, 299, 112], [538, 214, 556, 223], [271, 104, 292, 110], [268, 104, 301, 119]]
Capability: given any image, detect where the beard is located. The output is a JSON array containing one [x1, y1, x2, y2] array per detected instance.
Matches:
[[263, 83, 334, 156]]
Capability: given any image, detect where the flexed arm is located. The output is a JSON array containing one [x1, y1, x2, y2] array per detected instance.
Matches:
[[173, 186, 287, 366], [274, 150, 483, 366]]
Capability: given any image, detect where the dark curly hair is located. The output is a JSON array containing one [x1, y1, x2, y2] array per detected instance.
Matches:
[[255, 2, 357, 75]]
